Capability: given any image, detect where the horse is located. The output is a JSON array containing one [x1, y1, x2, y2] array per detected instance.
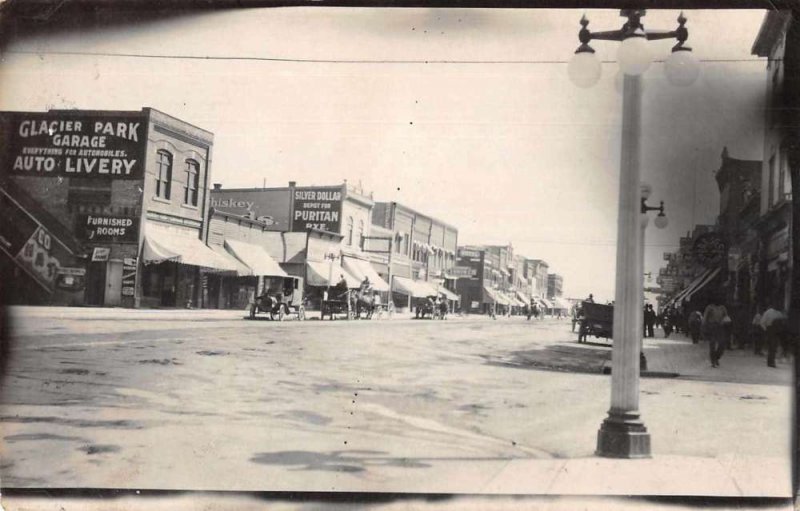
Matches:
[[350, 289, 376, 319]]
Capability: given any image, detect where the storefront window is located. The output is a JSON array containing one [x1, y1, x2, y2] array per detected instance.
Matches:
[[156, 150, 173, 200], [184, 159, 199, 206]]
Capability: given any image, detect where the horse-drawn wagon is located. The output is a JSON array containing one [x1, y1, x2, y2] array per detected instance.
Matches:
[[320, 290, 353, 320], [321, 287, 382, 320], [577, 301, 613, 342], [415, 296, 448, 320]]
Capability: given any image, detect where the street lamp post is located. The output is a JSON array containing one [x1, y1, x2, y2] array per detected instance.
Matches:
[[568, 10, 698, 458], [324, 251, 340, 301]]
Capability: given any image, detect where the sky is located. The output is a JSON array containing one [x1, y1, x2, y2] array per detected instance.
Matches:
[[0, 8, 769, 301]]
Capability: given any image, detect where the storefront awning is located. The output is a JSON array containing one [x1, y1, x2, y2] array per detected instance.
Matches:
[[342, 257, 390, 292], [437, 286, 460, 301], [224, 239, 288, 278], [211, 246, 251, 276], [500, 292, 519, 307], [515, 291, 530, 304], [306, 260, 360, 288], [392, 276, 437, 298], [539, 298, 553, 308], [667, 267, 719, 308], [483, 286, 509, 306], [143, 223, 239, 272], [682, 267, 721, 304]]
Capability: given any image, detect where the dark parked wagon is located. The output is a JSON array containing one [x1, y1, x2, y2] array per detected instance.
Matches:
[[578, 301, 613, 342]]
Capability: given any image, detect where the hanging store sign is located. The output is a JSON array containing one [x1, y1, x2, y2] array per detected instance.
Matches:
[[121, 257, 137, 297], [766, 227, 789, 260], [91, 247, 111, 262], [447, 266, 477, 278], [291, 186, 343, 232], [76, 214, 140, 243], [692, 232, 726, 269], [6, 113, 147, 179], [727, 247, 743, 272], [458, 248, 481, 259]]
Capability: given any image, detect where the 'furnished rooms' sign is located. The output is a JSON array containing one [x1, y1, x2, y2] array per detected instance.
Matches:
[[7, 113, 147, 179], [76, 214, 140, 243], [291, 186, 343, 233]]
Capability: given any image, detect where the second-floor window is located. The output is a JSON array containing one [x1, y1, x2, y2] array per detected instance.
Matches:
[[346, 217, 354, 246], [768, 154, 777, 207], [780, 144, 792, 203], [184, 159, 199, 207], [357, 220, 364, 249], [155, 150, 172, 200]]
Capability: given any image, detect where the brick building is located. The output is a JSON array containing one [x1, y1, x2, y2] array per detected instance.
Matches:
[[0, 108, 236, 308]]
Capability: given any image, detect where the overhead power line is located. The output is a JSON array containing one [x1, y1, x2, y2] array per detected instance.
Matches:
[[5, 49, 767, 65]]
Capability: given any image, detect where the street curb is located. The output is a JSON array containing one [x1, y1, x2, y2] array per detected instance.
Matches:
[[601, 366, 681, 378]]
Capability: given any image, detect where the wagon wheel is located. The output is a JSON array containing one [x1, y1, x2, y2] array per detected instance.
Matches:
[[270, 305, 285, 321], [298, 305, 306, 321]]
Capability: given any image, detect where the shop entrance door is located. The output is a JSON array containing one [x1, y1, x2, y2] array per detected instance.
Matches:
[[104, 260, 123, 307], [85, 262, 106, 306]]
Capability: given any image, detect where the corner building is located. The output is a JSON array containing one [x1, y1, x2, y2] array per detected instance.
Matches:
[[0, 108, 235, 308]]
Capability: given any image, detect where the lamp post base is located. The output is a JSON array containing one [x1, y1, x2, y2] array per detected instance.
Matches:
[[596, 411, 651, 458]]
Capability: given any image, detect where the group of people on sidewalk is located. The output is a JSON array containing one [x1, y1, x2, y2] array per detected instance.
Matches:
[[653, 293, 791, 369]]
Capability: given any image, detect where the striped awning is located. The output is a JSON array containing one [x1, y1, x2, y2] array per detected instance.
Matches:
[[143, 222, 239, 272], [224, 239, 288, 278], [306, 260, 360, 288], [666, 267, 720, 307], [342, 257, 390, 292], [437, 286, 460, 301], [392, 276, 438, 298], [483, 286, 509, 306]]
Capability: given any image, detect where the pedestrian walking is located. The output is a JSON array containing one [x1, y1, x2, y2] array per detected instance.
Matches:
[[687, 310, 702, 343], [703, 295, 731, 368], [760, 302, 787, 368], [644, 304, 656, 338], [751, 308, 764, 355], [662, 314, 674, 338], [571, 304, 580, 331]]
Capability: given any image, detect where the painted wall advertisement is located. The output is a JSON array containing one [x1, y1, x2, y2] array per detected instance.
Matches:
[[76, 214, 139, 243], [7, 112, 147, 179], [0, 189, 81, 293], [210, 189, 289, 231], [291, 187, 343, 233], [17, 227, 76, 293]]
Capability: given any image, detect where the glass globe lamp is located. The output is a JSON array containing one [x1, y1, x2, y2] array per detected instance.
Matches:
[[568, 50, 602, 88], [640, 182, 652, 200], [654, 213, 668, 229], [617, 32, 652, 76], [664, 47, 700, 86]]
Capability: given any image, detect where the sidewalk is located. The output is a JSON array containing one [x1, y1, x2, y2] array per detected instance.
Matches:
[[637, 333, 793, 386], [490, 327, 792, 387]]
